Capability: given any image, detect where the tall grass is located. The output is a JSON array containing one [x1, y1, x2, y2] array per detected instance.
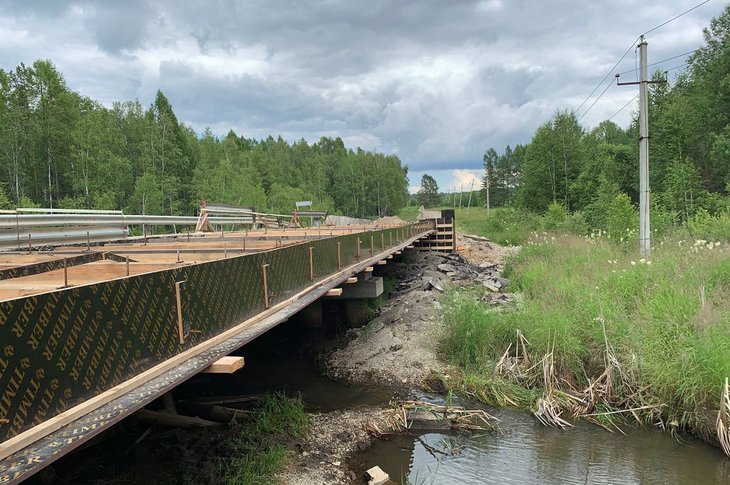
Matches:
[[224, 393, 309, 484], [398, 206, 540, 245], [441, 233, 730, 441]]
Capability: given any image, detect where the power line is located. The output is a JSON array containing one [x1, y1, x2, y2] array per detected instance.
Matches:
[[665, 62, 690, 73], [608, 95, 638, 121], [578, 78, 614, 122], [617, 49, 697, 75], [574, 38, 639, 116], [642, 0, 713, 36], [574, 0, 713, 121]]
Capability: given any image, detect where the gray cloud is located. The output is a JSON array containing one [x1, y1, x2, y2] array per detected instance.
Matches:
[[0, 0, 724, 187]]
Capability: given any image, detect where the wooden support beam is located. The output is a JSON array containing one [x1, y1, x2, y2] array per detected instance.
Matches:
[[202, 356, 245, 374], [326, 288, 343, 297], [364, 266, 374, 272], [345, 277, 358, 284], [376, 260, 386, 265], [133, 409, 221, 428], [395, 251, 402, 255], [406, 245, 414, 249], [386, 255, 393, 259]]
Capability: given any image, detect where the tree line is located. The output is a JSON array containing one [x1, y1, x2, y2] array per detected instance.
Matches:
[[479, 5, 730, 232], [0, 62, 409, 218]]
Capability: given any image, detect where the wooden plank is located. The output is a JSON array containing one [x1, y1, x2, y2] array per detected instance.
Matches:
[[376, 260, 386, 265], [436, 223, 453, 228], [326, 288, 343, 296], [395, 251, 402, 255], [345, 277, 358, 284], [201, 356, 245, 374], [386, 255, 393, 259], [406, 245, 414, 249], [133, 409, 220, 428], [364, 266, 374, 272]]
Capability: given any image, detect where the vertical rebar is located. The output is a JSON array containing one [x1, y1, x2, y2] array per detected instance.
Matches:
[[261, 264, 270, 308], [308, 247, 314, 281]]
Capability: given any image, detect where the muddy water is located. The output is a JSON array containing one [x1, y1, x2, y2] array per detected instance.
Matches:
[[205, 320, 730, 484], [351, 407, 730, 484], [191, 318, 399, 410], [32, 316, 730, 484]]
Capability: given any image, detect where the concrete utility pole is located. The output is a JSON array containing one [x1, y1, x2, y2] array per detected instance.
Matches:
[[617, 35, 664, 258], [466, 178, 475, 215], [485, 170, 490, 218]]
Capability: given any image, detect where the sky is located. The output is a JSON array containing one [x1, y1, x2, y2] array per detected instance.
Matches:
[[0, 0, 725, 194]]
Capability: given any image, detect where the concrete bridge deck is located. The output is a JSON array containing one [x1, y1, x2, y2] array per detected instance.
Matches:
[[0, 219, 444, 484]]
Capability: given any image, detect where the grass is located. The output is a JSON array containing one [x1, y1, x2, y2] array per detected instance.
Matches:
[[224, 393, 309, 485], [440, 232, 730, 442], [398, 206, 540, 245]]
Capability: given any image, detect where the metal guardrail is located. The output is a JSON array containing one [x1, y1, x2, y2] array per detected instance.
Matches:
[[0, 203, 378, 251], [0, 208, 280, 251]]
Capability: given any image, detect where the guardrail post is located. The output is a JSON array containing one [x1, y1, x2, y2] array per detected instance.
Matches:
[[337, 242, 342, 269], [86, 231, 91, 251], [370, 235, 374, 256], [27, 234, 32, 254], [126, 255, 130, 276], [381, 233, 384, 251], [356, 238, 361, 260], [63, 258, 68, 288], [177, 244, 181, 263]]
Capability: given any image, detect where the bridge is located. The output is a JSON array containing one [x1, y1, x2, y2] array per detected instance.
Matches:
[[0, 208, 455, 484]]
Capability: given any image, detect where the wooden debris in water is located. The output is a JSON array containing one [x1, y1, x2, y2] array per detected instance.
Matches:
[[387, 400, 498, 432]]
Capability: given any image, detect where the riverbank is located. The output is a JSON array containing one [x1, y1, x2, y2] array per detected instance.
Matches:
[[441, 232, 730, 450]]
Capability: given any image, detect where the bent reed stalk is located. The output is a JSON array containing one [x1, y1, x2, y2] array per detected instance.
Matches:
[[440, 233, 730, 454]]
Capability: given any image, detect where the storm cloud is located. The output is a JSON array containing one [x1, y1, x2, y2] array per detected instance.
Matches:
[[0, 0, 722, 189]]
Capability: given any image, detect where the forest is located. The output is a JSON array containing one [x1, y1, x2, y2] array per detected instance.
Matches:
[[0, 64, 409, 218], [479, 5, 730, 236]]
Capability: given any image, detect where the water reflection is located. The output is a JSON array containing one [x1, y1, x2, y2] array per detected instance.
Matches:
[[354, 409, 730, 484]]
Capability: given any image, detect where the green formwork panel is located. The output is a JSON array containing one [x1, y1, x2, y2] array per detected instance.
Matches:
[[0, 222, 432, 442]]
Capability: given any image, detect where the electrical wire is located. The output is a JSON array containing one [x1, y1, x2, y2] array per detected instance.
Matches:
[[617, 49, 698, 75], [574, 38, 639, 115], [642, 0, 713, 36], [608, 95, 638, 121], [665, 62, 690, 72], [578, 79, 614, 122], [574, 0, 713, 121]]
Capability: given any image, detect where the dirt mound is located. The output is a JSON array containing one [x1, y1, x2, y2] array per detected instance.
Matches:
[[374, 215, 406, 226], [457, 233, 518, 266]]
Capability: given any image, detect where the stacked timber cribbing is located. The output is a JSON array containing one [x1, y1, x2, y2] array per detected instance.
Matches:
[[0, 222, 433, 459], [414, 209, 455, 253]]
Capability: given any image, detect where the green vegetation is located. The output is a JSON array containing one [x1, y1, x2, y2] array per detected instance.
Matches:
[[0, 63, 409, 217], [224, 393, 309, 485], [475, 5, 730, 237], [441, 231, 730, 442], [417, 174, 440, 208]]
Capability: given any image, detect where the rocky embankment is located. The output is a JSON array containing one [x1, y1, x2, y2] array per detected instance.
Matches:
[[279, 233, 511, 485]]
